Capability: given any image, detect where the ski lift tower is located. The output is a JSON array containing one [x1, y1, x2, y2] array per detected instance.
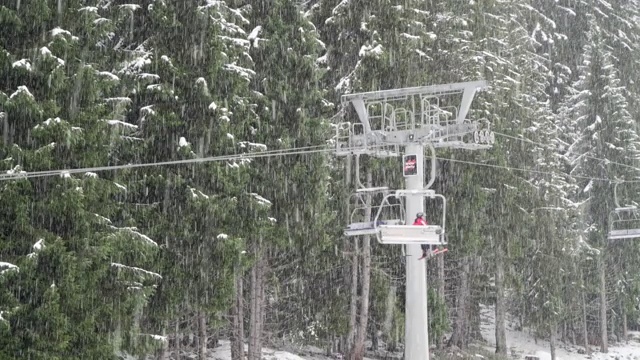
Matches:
[[335, 81, 493, 360]]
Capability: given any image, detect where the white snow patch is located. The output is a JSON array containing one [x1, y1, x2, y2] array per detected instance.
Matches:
[[94, 213, 112, 224], [226, 133, 234, 140], [248, 26, 262, 47], [78, 6, 98, 13], [223, 63, 256, 81], [479, 304, 640, 360], [9, 86, 34, 100], [6, 165, 27, 176], [98, 71, 120, 81], [111, 262, 162, 279], [217, 233, 229, 240], [250, 193, 272, 206], [160, 55, 173, 66], [137, 73, 160, 81], [0, 262, 18, 275], [39, 47, 65, 66], [238, 141, 267, 151], [109, 226, 157, 246], [178, 137, 189, 148], [189, 187, 209, 199], [33, 239, 45, 251], [114, 182, 127, 191], [51, 27, 71, 38], [34, 117, 63, 129], [119, 4, 141, 11], [211, 340, 307, 360], [140, 105, 155, 116], [12, 59, 31, 71], [84, 172, 98, 178], [209, 101, 218, 111], [142, 334, 167, 342], [359, 43, 383, 58], [119, 52, 152, 75], [105, 119, 138, 130], [105, 97, 132, 104]]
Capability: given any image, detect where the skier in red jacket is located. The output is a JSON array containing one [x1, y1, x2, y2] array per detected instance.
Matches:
[[413, 212, 431, 259]]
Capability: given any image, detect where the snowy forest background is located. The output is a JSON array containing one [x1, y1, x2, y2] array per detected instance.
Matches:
[[2, 0, 640, 359]]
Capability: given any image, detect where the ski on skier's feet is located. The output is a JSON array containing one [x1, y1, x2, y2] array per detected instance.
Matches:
[[419, 248, 448, 260]]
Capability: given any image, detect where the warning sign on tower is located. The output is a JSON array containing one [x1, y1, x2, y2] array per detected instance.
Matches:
[[403, 154, 418, 177]]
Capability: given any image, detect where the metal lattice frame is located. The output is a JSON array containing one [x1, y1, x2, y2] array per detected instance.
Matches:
[[334, 81, 494, 157]]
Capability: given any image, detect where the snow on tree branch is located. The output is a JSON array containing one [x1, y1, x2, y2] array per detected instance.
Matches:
[[0, 262, 18, 275], [111, 262, 162, 279], [250, 193, 272, 207], [108, 226, 158, 247]]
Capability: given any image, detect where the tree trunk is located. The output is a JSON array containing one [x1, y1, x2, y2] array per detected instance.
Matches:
[[175, 313, 182, 360], [248, 252, 266, 360], [198, 311, 207, 360], [495, 242, 507, 355], [436, 250, 446, 349], [352, 235, 371, 360], [383, 284, 396, 349], [370, 321, 379, 351], [1, 112, 8, 145], [622, 300, 628, 343], [448, 256, 470, 349], [598, 255, 608, 353], [351, 172, 373, 360], [550, 321, 557, 360], [346, 238, 359, 352], [231, 267, 244, 360], [158, 318, 169, 360], [582, 286, 590, 355]]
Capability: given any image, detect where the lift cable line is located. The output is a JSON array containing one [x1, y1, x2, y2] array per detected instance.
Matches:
[[440, 157, 640, 183], [3, 138, 640, 184], [489, 130, 640, 242], [0, 144, 330, 181], [2, 139, 640, 183], [493, 131, 640, 174]]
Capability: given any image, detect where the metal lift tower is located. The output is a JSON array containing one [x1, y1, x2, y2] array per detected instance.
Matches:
[[335, 81, 494, 360]]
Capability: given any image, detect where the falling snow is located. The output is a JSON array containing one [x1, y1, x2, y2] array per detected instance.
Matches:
[[2, 2, 640, 360]]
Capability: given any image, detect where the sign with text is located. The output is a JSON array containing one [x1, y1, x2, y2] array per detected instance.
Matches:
[[403, 154, 418, 177]]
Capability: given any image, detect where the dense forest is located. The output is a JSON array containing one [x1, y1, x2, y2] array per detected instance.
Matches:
[[1, 0, 640, 359]]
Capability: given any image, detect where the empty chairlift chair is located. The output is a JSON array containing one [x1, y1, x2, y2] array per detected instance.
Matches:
[[343, 187, 404, 237], [608, 206, 640, 241], [607, 182, 640, 241]]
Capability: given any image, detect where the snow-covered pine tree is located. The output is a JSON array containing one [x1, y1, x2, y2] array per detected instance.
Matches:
[[564, 14, 640, 352], [102, 1, 264, 358], [243, 1, 338, 356], [0, 1, 162, 358]]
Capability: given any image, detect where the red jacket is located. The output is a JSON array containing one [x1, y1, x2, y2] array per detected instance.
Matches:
[[413, 218, 427, 226]]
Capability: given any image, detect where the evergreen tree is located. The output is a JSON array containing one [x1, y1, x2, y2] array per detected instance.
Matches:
[[0, 1, 160, 358], [242, 0, 338, 352]]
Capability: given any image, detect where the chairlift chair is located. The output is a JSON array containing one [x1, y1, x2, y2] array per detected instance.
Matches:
[[343, 187, 405, 237], [607, 182, 640, 241], [373, 189, 447, 245]]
